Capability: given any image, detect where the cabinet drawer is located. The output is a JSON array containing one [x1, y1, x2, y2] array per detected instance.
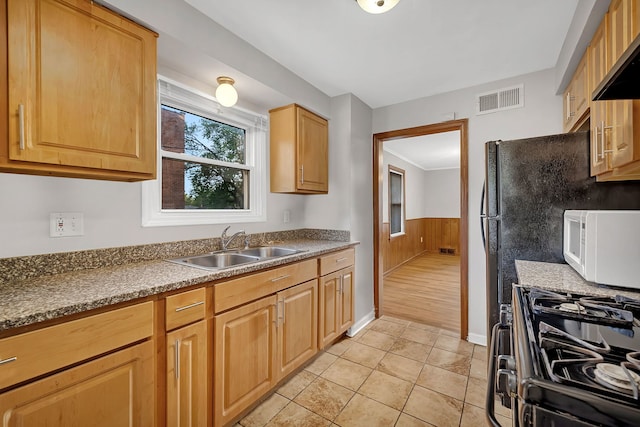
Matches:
[[0, 301, 153, 390], [165, 287, 206, 331], [320, 248, 355, 276], [214, 259, 317, 313]]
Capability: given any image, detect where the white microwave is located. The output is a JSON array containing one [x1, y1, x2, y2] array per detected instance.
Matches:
[[564, 210, 640, 289]]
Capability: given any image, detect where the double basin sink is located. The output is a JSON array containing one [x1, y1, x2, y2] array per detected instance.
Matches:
[[167, 246, 305, 271]]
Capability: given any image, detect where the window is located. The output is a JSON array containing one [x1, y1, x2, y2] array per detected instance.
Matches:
[[142, 77, 267, 226], [389, 166, 405, 237]]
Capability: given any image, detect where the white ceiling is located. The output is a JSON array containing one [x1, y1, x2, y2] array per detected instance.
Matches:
[[384, 131, 460, 171], [184, 0, 580, 109]]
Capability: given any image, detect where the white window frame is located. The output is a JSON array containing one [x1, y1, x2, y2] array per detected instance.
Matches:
[[142, 76, 267, 227]]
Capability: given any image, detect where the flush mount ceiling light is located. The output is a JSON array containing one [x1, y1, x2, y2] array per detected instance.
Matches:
[[215, 76, 238, 107], [356, 0, 399, 14]]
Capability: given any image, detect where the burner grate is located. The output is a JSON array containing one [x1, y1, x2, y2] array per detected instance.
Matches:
[[529, 289, 636, 327], [539, 322, 640, 400]]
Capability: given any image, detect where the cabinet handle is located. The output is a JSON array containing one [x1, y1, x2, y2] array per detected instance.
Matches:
[[280, 299, 285, 323], [18, 104, 25, 150], [175, 339, 180, 380], [565, 93, 575, 120], [600, 121, 614, 159], [335, 257, 347, 263], [274, 303, 279, 329], [300, 165, 304, 184], [0, 356, 17, 366], [175, 300, 204, 312], [592, 125, 600, 165], [270, 274, 291, 282]]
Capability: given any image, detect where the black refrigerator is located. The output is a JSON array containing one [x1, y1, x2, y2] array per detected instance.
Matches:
[[483, 131, 640, 333]]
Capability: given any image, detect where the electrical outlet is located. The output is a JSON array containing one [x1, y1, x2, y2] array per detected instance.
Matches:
[[283, 210, 291, 223], [50, 212, 84, 237]]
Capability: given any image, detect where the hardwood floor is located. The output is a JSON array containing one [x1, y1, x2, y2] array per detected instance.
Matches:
[[383, 252, 460, 332]]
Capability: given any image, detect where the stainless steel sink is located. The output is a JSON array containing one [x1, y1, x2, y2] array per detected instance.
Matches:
[[167, 246, 305, 271], [237, 246, 302, 258], [168, 252, 260, 270]]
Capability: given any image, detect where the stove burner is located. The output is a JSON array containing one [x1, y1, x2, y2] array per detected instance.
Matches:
[[593, 363, 640, 391]]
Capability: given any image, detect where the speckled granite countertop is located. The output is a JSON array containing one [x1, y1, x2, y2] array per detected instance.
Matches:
[[0, 237, 357, 333], [516, 260, 640, 299]]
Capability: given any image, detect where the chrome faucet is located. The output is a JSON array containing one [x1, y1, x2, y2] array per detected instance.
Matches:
[[220, 226, 245, 250]]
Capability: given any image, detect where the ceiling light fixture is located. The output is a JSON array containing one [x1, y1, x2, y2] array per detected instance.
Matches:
[[356, 0, 399, 14], [215, 76, 238, 107]]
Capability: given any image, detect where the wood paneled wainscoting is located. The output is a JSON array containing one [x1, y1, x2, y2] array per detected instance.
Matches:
[[382, 217, 460, 274]]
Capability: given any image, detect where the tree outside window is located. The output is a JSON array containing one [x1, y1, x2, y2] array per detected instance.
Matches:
[[161, 105, 249, 210]]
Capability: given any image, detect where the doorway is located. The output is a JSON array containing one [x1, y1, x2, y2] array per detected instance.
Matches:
[[373, 119, 469, 340]]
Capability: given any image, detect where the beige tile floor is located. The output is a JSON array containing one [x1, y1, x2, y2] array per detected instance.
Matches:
[[235, 316, 512, 427]]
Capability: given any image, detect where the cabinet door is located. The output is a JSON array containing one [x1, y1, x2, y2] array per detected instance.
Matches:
[[214, 296, 276, 427], [0, 341, 154, 427], [277, 279, 318, 378], [338, 267, 355, 334], [563, 52, 589, 133], [609, 0, 636, 64], [297, 107, 328, 192], [589, 18, 610, 176], [609, 100, 636, 168], [167, 321, 208, 427], [319, 271, 340, 348], [608, 0, 638, 170], [6, 0, 156, 178]]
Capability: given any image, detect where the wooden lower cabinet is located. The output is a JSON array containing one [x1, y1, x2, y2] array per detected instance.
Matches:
[[167, 321, 208, 427], [319, 265, 355, 348], [214, 297, 277, 427], [214, 279, 319, 427], [0, 341, 154, 426], [277, 279, 318, 378]]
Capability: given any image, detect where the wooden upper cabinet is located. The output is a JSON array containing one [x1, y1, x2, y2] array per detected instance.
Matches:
[[270, 104, 328, 194], [563, 51, 589, 133], [590, 0, 640, 180], [589, 16, 610, 177], [609, 0, 637, 64], [1, 0, 158, 181]]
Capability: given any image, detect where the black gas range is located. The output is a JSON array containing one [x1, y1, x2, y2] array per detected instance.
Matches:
[[487, 286, 640, 426]]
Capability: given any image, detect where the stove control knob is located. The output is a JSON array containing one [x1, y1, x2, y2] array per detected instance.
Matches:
[[496, 369, 517, 397], [497, 355, 515, 371]]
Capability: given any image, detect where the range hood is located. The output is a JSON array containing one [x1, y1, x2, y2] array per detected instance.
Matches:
[[592, 33, 640, 100]]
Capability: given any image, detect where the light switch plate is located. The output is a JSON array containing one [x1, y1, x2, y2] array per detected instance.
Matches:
[[50, 212, 84, 237]]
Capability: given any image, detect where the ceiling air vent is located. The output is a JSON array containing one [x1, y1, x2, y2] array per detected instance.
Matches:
[[476, 84, 524, 115]]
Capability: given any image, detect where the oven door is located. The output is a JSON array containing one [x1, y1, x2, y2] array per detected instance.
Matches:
[[486, 306, 516, 426]]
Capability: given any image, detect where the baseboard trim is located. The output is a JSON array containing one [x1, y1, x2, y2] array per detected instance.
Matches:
[[347, 310, 375, 337], [467, 332, 487, 346]]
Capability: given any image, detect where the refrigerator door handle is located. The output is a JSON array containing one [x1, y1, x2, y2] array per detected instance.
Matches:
[[481, 182, 487, 250], [480, 181, 501, 252]]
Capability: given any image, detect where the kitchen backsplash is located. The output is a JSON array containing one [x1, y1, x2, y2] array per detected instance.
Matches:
[[0, 228, 350, 285]]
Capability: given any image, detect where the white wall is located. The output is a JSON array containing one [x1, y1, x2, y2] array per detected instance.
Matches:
[[373, 68, 563, 344], [423, 169, 460, 218]]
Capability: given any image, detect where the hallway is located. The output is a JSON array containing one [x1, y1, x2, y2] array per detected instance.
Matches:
[[383, 252, 461, 332]]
